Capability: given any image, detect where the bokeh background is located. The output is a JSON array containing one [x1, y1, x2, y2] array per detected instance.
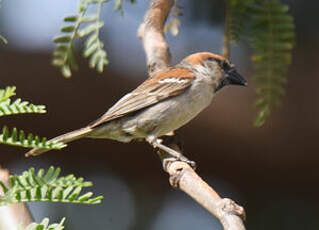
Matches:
[[0, 0, 318, 229]]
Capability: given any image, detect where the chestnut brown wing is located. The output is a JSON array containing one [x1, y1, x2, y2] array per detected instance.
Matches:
[[89, 68, 195, 128]]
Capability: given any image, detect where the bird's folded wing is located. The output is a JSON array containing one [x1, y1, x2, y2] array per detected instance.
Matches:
[[89, 68, 195, 128]]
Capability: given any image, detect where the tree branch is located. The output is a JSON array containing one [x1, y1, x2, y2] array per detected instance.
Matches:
[[138, 0, 173, 76], [0, 166, 34, 230], [157, 137, 246, 230], [167, 161, 246, 230], [224, 0, 231, 59], [138, 1, 246, 230]]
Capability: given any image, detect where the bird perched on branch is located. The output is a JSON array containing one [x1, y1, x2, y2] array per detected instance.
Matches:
[[26, 52, 246, 162]]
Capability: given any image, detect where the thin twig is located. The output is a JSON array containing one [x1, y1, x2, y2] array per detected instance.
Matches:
[[0, 166, 34, 230], [138, 0, 173, 76], [139, 1, 246, 230], [224, 0, 231, 59]]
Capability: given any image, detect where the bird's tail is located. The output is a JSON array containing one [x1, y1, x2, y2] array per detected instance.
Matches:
[[25, 127, 92, 157]]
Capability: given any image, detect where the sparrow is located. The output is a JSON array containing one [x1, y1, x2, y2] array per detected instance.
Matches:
[[26, 52, 247, 161]]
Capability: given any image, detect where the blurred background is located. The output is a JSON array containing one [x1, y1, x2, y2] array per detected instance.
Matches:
[[0, 0, 318, 229]]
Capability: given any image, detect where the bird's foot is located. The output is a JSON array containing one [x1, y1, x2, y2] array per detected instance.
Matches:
[[162, 156, 196, 170], [147, 137, 196, 169]]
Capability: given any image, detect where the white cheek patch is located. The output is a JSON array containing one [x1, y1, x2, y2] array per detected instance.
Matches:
[[159, 78, 189, 84]]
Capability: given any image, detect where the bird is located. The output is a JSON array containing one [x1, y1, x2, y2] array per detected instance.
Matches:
[[25, 52, 247, 161]]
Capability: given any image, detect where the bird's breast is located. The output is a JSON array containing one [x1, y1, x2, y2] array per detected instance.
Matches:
[[142, 77, 215, 137]]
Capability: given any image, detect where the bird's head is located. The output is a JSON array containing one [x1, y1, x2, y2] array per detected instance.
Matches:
[[182, 52, 247, 92]]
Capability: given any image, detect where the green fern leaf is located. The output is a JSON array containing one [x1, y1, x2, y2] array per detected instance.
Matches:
[[52, 0, 110, 77], [53, 35, 71, 43], [24, 217, 65, 230], [114, 0, 124, 11], [249, 0, 295, 127], [0, 98, 46, 116], [114, 0, 135, 13], [0, 167, 103, 206], [52, 0, 137, 77], [0, 126, 66, 150], [0, 35, 7, 44], [81, 0, 109, 73], [52, 12, 82, 78], [228, 0, 254, 43], [63, 15, 78, 22], [78, 22, 104, 37], [0, 86, 16, 103]]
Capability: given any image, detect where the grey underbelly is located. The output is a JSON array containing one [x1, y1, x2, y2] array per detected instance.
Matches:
[[87, 100, 192, 142]]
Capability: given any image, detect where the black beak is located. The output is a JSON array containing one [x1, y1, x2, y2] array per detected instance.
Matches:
[[225, 68, 247, 87]]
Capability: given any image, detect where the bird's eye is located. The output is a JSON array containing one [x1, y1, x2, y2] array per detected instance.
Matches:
[[221, 61, 230, 70], [222, 61, 227, 68], [207, 57, 215, 61]]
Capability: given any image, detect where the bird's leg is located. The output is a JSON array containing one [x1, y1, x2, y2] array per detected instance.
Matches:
[[147, 137, 196, 168]]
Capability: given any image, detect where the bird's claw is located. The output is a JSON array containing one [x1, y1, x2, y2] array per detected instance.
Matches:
[[162, 156, 197, 170], [180, 156, 197, 169]]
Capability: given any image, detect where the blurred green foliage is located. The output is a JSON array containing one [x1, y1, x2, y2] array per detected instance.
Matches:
[[228, 0, 295, 126], [0, 86, 66, 150], [0, 166, 103, 206], [23, 218, 65, 230], [53, 0, 135, 78]]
